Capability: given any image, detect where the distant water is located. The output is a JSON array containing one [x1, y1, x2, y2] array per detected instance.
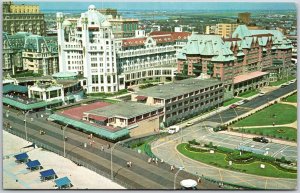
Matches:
[[25, 1, 296, 12]]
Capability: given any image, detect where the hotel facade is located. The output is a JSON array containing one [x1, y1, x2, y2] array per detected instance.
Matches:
[[57, 5, 191, 93]]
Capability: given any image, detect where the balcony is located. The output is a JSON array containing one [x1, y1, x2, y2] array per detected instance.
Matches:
[[117, 46, 175, 58]]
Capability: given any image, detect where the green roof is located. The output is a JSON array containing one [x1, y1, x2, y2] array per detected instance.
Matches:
[[48, 114, 129, 140], [3, 84, 28, 94], [136, 78, 222, 99], [86, 101, 162, 119], [3, 97, 63, 110]]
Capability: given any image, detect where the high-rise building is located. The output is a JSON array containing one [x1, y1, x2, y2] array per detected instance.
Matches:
[[98, 8, 139, 38], [57, 5, 191, 94], [2, 1, 46, 36], [57, 5, 118, 93], [237, 12, 251, 25], [215, 23, 239, 38]]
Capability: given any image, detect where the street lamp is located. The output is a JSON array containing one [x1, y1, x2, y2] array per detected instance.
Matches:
[[24, 110, 32, 141], [174, 166, 184, 190], [111, 141, 121, 180], [62, 124, 69, 157]]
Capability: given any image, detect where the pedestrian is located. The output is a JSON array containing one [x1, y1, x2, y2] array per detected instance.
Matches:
[[126, 161, 130, 167], [272, 122, 275, 126], [129, 161, 132, 167], [152, 157, 155, 163], [197, 176, 201, 183], [155, 157, 158, 164], [101, 146, 104, 151], [148, 158, 151, 164], [36, 113, 38, 118], [170, 165, 174, 171], [107, 144, 110, 149], [160, 159, 164, 163]]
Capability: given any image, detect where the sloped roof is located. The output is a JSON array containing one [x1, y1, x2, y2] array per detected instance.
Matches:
[[180, 34, 235, 61]]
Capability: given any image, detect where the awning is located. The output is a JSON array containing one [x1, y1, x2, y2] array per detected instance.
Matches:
[[26, 160, 41, 169], [55, 177, 71, 188], [48, 114, 129, 140], [14, 152, 29, 161], [136, 95, 148, 101], [40, 169, 56, 178]]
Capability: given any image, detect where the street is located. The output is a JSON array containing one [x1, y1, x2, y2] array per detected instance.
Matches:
[[3, 108, 218, 190]]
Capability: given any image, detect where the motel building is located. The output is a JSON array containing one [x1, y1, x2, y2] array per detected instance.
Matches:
[[132, 78, 224, 126]]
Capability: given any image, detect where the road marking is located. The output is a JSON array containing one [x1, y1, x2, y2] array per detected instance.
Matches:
[[272, 146, 289, 157]]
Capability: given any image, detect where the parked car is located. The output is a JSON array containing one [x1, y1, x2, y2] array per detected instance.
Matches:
[[229, 104, 238, 109], [235, 101, 245, 105], [243, 99, 250, 103], [186, 122, 193, 126], [253, 137, 269, 143], [258, 92, 265, 97], [280, 83, 288, 87]]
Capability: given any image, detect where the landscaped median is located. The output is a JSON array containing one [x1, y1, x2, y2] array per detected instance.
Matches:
[[269, 77, 296, 86], [238, 89, 259, 98], [223, 98, 242, 107], [177, 142, 297, 179]]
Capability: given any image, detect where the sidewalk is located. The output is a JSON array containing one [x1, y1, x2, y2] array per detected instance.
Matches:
[[218, 130, 297, 147]]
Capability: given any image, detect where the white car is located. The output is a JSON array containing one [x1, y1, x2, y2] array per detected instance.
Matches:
[[168, 126, 180, 134], [258, 92, 265, 97], [235, 101, 244, 105], [186, 122, 193, 126]]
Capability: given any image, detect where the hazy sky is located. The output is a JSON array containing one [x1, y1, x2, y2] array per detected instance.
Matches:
[[20, 1, 296, 11]]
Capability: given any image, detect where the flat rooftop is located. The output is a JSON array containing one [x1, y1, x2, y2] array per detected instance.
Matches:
[[234, 71, 269, 84], [85, 101, 163, 119], [61, 102, 111, 120], [136, 78, 222, 99]]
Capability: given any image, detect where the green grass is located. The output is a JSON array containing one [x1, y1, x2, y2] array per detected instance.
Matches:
[[238, 127, 297, 141], [269, 77, 295, 86], [87, 89, 128, 98], [238, 90, 259, 98], [284, 93, 297, 103], [177, 143, 297, 179], [233, 103, 297, 127], [99, 99, 120, 104], [223, 98, 242, 107]]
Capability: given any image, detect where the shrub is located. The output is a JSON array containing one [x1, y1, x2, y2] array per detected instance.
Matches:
[[188, 139, 200, 145]]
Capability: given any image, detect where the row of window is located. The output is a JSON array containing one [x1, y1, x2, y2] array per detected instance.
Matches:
[[91, 85, 117, 92], [165, 98, 222, 118]]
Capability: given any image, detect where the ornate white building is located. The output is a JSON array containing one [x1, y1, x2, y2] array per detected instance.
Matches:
[[57, 5, 191, 93], [57, 5, 118, 93]]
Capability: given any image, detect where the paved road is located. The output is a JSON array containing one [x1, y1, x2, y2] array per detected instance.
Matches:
[[204, 82, 297, 123], [151, 124, 297, 189], [151, 82, 297, 189], [3, 109, 219, 190]]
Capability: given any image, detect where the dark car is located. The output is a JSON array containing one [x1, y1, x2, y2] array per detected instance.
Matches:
[[229, 104, 238, 109], [213, 127, 227, 132], [253, 137, 269, 143]]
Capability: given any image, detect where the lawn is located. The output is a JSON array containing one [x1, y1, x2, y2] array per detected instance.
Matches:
[[177, 143, 297, 179], [238, 127, 297, 141], [285, 93, 297, 103], [233, 103, 297, 127], [223, 98, 242, 107], [239, 90, 259, 98], [87, 89, 128, 98], [269, 77, 295, 86]]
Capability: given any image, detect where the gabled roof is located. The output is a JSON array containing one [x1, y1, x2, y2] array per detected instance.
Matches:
[[180, 34, 235, 61]]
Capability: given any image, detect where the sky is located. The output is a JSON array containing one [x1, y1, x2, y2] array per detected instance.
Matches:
[[17, 1, 297, 12]]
